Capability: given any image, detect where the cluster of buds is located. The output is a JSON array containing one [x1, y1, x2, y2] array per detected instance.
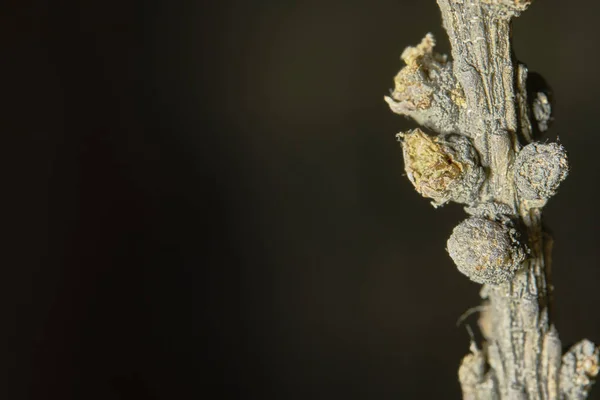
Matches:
[[389, 34, 569, 285], [397, 129, 568, 284]]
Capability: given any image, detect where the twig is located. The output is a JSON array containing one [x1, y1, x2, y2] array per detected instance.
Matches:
[[385, 1, 599, 398]]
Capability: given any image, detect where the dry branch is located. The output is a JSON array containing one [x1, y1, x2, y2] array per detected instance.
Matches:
[[385, 1, 599, 399]]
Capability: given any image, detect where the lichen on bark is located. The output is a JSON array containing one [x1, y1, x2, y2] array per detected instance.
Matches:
[[385, 1, 598, 399]]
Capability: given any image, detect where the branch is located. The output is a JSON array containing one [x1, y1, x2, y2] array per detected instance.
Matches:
[[385, 1, 599, 399]]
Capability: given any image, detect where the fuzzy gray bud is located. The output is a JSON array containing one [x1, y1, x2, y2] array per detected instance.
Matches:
[[514, 142, 568, 202], [447, 217, 526, 285]]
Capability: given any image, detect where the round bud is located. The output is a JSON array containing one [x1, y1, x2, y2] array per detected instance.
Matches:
[[398, 129, 484, 207], [447, 217, 526, 285], [514, 142, 568, 202]]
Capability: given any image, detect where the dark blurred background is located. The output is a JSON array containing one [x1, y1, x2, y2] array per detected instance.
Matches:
[[4, 0, 600, 398]]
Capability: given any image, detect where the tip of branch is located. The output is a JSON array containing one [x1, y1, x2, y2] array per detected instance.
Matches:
[[482, 0, 534, 17]]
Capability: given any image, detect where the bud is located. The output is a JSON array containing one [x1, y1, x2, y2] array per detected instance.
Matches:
[[514, 142, 568, 203], [532, 92, 552, 133], [447, 217, 526, 285], [560, 340, 599, 399], [398, 129, 484, 207], [384, 34, 465, 135]]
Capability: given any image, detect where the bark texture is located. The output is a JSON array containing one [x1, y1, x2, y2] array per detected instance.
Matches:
[[384, 1, 599, 399]]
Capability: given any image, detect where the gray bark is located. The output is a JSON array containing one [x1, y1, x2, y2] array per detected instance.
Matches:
[[384, 1, 599, 399]]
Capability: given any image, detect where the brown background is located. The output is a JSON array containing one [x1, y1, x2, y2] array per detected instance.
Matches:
[[5, 0, 600, 398]]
